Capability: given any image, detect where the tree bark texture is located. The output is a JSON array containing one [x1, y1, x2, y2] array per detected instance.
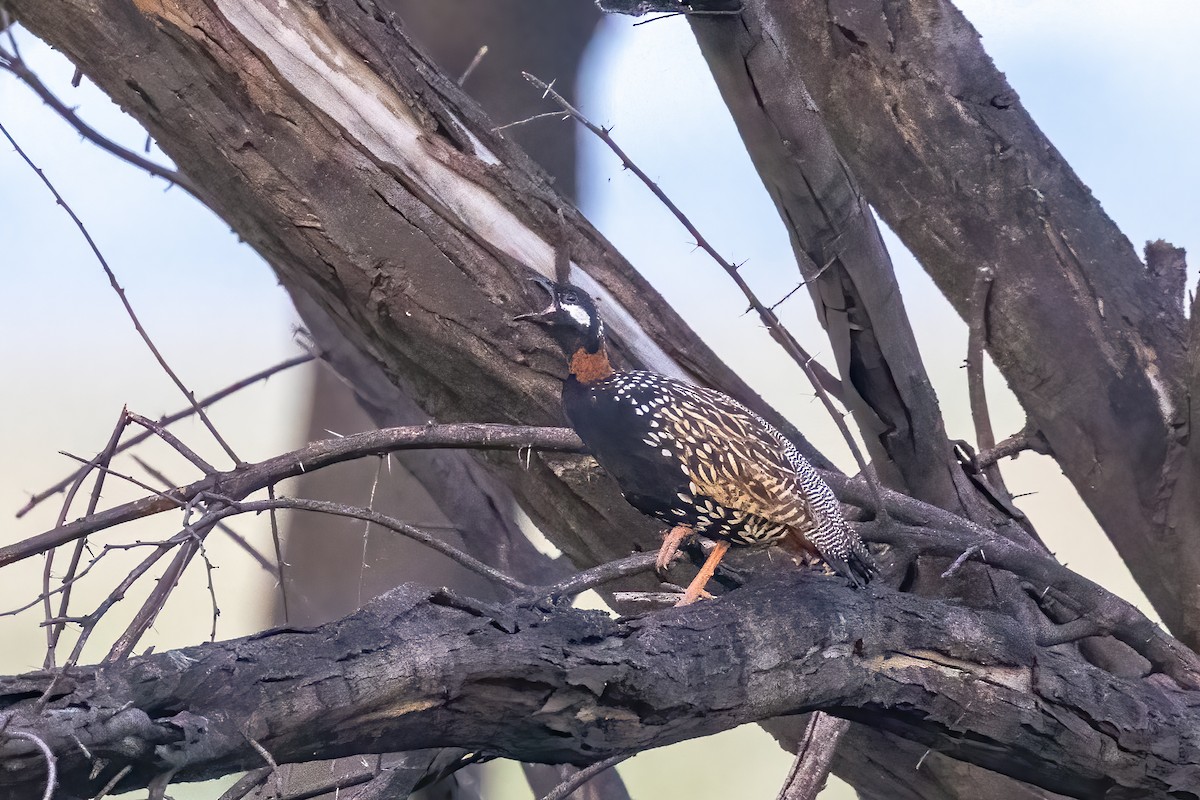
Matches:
[[2, 575, 1197, 800], [690, 0, 1200, 647]]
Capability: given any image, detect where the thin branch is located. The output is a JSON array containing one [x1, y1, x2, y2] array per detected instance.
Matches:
[[775, 713, 849, 800], [6, 731, 56, 800], [246, 736, 284, 798], [974, 420, 1052, 471], [229, 497, 528, 595], [0, 425, 582, 570], [0, 38, 199, 196], [44, 409, 130, 668], [58, 451, 180, 504], [92, 764, 133, 800], [104, 513, 220, 661], [215, 767, 272, 800], [17, 354, 313, 519], [265, 483, 290, 624], [0, 119, 241, 464], [133, 456, 279, 577], [941, 545, 982, 579], [521, 72, 886, 521], [493, 110, 570, 132], [457, 44, 487, 87], [532, 552, 659, 602], [539, 754, 630, 800], [965, 267, 1006, 493], [126, 411, 220, 475], [358, 457, 385, 609]]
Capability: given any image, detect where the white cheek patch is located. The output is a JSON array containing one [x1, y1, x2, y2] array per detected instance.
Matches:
[[561, 302, 592, 328]]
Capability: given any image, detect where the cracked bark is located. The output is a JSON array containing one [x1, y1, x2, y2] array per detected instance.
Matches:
[[710, 0, 1200, 651], [1, 575, 1196, 800]]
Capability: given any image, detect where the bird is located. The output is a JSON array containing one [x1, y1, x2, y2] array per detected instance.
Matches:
[[516, 276, 876, 606]]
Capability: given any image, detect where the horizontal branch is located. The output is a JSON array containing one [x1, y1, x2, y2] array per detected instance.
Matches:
[[0, 424, 583, 569], [0, 575, 1194, 799]]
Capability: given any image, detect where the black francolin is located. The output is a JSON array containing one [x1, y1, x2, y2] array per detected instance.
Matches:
[[517, 277, 876, 605]]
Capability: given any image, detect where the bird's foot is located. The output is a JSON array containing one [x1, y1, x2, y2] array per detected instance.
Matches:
[[671, 540, 731, 607], [655, 524, 694, 577]]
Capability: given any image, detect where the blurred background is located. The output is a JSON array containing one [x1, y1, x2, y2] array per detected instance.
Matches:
[[1, 1, 1197, 796]]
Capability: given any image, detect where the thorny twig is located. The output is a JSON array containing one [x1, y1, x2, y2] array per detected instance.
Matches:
[[0, 119, 241, 465], [0, 424, 582, 570], [17, 354, 313, 518], [133, 456, 279, 576], [0, 35, 199, 196], [228, 497, 528, 595], [44, 409, 130, 668]]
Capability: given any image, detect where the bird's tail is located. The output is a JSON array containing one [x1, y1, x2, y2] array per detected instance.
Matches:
[[820, 546, 878, 588], [787, 525, 878, 587]]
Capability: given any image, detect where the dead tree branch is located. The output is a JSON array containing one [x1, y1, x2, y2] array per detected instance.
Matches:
[[0, 575, 1195, 800]]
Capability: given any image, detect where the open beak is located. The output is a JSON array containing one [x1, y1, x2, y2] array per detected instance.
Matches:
[[513, 275, 559, 324]]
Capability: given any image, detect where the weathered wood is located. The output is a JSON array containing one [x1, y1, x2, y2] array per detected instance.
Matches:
[[1, 574, 1196, 800], [704, 0, 1200, 648]]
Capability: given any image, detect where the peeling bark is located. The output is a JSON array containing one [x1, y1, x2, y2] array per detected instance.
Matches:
[[710, 0, 1200, 648]]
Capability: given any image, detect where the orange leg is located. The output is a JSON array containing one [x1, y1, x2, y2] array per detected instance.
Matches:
[[656, 524, 693, 575], [675, 540, 731, 607]]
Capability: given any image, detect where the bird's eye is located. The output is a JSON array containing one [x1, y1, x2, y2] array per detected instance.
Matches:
[[562, 291, 578, 304]]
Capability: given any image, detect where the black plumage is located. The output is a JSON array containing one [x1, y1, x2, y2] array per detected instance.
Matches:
[[516, 277, 876, 604]]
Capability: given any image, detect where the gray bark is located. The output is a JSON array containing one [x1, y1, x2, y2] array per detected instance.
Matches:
[[1, 575, 1196, 799]]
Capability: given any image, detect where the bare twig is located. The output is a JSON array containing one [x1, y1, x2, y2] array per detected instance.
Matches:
[[6, 731, 56, 800], [92, 764, 133, 800], [941, 545, 983, 579], [521, 73, 887, 521], [0, 424, 582, 570], [533, 552, 659, 602], [358, 457, 385, 608], [58, 451, 180, 503], [775, 713, 849, 800], [539, 754, 630, 800], [215, 767, 272, 800], [974, 420, 1052, 470], [229, 497, 528, 595], [965, 267, 1006, 493], [494, 111, 570, 132], [104, 513, 220, 661], [17, 354, 313, 519], [0, 120, 239, 464], [458, 44, 487, 87], [126, 411, 220, 475], [246, 736, 284, 798], [0, 38, 199, 195], [133, 456, 279, 576], [265, 483, 290, 624], [44, 409, 131, 668]]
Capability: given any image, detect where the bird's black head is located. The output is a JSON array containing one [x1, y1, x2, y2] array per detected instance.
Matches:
[[514, 276, 605, 354]]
